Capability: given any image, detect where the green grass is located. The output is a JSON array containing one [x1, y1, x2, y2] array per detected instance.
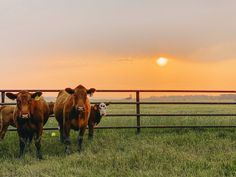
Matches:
[[1, 104, 236, 177]]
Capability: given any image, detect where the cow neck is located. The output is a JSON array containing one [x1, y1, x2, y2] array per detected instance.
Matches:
[[17, 117, 33, 125]]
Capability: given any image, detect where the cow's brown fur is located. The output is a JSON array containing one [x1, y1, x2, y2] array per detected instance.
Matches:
[[48, 102, 55, 115], [0, 102, 54, 142], [6, 91, 50, 159], [0, 106, 15, 140], [54, 85, 96, 153]]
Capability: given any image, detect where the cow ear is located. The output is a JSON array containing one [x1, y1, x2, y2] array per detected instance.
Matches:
[[65, 88, 75, 94], [105, 102, 110, 106], [6, 93, 17, 100], [87, 88, 96, 97], [31, 91, 42, 99]]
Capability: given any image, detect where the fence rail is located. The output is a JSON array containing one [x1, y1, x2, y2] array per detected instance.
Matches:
[[1, 89, 236, 133]]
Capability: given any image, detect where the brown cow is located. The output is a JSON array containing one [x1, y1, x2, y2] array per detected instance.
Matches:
[[54, 85, 96, 153], [0, 102, 54, 142], [0, 106, 15, 140], [6, 91, 50, 159], [88, 103, 109, 140], [48, 102, 55, 115]]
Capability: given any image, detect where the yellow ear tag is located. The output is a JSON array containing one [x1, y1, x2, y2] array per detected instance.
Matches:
[[35, 95, 41, 101]]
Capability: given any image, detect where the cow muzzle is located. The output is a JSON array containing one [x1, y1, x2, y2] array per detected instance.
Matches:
[[21, 113, 30, 119], [99, 110, 107, 116], [100, 112, 106, 116], [75, 106, 85, 112]]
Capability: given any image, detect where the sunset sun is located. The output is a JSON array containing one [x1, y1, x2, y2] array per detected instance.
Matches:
[[156, 57, 168, 66]]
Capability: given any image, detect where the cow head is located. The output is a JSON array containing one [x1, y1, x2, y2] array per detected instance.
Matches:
[[94, 102, 110, 116], [65, 85, 96, 116], [6, 91, 42, 119]]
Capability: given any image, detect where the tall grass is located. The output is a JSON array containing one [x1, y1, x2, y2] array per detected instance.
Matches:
[[1, 104, 236, 177]]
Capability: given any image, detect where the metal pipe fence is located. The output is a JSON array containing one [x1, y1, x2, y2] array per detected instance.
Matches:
[[1, 89, 236, 133]]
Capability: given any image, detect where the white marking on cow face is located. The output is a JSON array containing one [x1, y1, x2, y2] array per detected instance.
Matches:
[[98, 103, 107, 116]]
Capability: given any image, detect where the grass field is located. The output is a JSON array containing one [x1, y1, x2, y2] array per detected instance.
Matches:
[[1, 103, 236, 177]]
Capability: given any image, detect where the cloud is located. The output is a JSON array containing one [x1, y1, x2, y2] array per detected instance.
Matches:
[[189, 42, 236, 61], [117, 57, 134, 63], [1, 0, 236, 62]]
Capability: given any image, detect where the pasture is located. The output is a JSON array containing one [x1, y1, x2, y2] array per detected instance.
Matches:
[[1, 103, 236, 177]]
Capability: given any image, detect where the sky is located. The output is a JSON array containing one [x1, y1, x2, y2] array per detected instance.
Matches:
[[1, 0, 236, 93]]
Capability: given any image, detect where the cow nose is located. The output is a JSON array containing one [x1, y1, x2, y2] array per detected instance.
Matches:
[[76, 106, 85, 112], [21, 113, 30, 119], [100, 111, 106, 116]]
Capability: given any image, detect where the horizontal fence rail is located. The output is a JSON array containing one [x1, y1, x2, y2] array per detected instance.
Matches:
[[2, 102, 236, 106], [7, 125, 236, 132], [1, 89, 236, 133]]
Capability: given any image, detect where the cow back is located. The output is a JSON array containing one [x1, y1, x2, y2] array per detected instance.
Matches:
[[54, 90, 71, 123], [0, 106, 16, 131]]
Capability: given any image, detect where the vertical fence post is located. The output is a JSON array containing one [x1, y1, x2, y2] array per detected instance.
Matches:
[[1, 91, 5, 103], [136, 91, 141, 133]]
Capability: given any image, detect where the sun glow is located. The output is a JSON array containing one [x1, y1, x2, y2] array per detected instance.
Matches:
[[156, 57, 168, 66]]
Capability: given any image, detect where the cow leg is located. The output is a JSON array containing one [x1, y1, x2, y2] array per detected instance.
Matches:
[[63, 120, 71, 154], [17, 128, 27, 158], [34, 124, 43, 159], [0, 124, 9, 141], [59, 122, 64, 143], [77, 127, 86, 152], [27, 133, 34, 153], [0, 131, 4, 141], [19, 136, 27, 158], [88, 123, 94, 141], [34, 136, 42, 159]]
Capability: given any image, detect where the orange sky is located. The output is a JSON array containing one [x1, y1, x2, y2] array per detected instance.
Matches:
[[1, 1, 236, 95], [1, 56, 236, 91]]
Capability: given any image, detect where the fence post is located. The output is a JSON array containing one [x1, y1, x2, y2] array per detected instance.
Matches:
[[136, 91, 141, 133], [1, 91, 5, 103]]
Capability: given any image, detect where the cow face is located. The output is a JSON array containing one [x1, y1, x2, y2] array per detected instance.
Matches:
[[95, 102, 110, 116], [65, 85, 96, 115], [6, 91, 42, 119]]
